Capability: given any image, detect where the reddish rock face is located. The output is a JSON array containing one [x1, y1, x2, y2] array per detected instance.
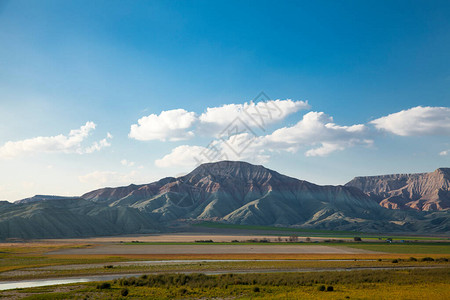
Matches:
[[79, 161, 382, 227], [345, 168, 450, 211], [7, 162, 450, 237]]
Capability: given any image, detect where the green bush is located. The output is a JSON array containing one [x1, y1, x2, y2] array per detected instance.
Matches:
[[392, 259, 398, 263], [408, 257, 417, 261], [120, 288, 128, 296], [253, 286, 260, 292], [327, 285, 334, 291], [96, 283, 111, 289], [421, 257, 434, 262], [114, 268, 449, 291]]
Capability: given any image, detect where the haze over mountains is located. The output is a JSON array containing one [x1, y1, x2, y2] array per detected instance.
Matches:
[[0, 161, 448, 239]]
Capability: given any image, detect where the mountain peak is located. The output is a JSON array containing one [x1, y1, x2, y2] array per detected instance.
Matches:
[[188, 160, 270, 175], [436, 167, 450, 177], [181, 161, 286, 185]]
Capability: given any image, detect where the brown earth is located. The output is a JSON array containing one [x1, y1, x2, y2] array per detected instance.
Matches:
[[48, 244, 376, 255]]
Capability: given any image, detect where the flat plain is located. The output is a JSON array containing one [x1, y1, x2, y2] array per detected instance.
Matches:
[[0, 226, 448, 299]]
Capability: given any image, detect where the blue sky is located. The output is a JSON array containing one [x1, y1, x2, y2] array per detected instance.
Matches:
[[0, 0, 449, 201]]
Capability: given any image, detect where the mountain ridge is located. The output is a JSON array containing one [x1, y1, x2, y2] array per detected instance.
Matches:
[[345, 167, 450, 211], [2, 161, 448, 239]]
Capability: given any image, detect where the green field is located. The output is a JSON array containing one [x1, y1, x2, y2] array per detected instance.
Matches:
[[193, 222, 450, 240], [2, 268, 449, 299], [346, 242, 450, 254]]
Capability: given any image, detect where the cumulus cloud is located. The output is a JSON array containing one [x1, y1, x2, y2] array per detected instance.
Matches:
[[128, 109, 197, 141], [155, 111, 369, 168], [254, 111, 371, 157], [120, 159, 135, 167], [198, 99, 310, 134], [155, 145, 209, 168], [370, 106, 450, 136], [155, 141, 269, 169], [0, 122, 112, 159], [129, 99, 309, 141], [440, 149, 449, 156]]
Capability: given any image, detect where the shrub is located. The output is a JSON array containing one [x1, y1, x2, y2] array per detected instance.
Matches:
[[421, 257, 435, 262], [327, 285, 334, 291], [96, 282, 111, 289], [392, 259, 398, 263], [353, 237, 362, 242], [318, 285, 326, 291], [104, 265, 114, 269], [436, 257, 448, 262], [178, 287, 188, 295], [253, 286, 260, 292], [120, 288, 129, 296], [408, 257, 417, 262]]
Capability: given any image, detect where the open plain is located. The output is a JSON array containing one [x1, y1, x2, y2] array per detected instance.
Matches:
[[0, 226, 449, 299], [49, 244, 376, 255]]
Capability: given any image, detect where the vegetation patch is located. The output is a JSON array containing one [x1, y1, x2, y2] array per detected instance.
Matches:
[[3, 268, 448, 299]]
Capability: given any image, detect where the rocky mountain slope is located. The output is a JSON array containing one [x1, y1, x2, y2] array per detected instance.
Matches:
[[82, 161, 384, 228], [345, 168, 450, 211], [1, 161, 448, 239], [0, 198, 159, 240]]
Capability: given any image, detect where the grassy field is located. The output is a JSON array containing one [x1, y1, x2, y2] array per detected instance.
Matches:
[[346, 242, 450, 254], [0, 241, 448, 298], [0, 243, 130, 274], [193, 222, 450, 240], [2, 268, 449, 299], [0, 242, 448, 281], [2, 257, 450, 281]]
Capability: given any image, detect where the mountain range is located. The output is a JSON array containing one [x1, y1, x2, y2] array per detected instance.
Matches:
[[345, 168, 450, 211], [0, 161, 448, 239]]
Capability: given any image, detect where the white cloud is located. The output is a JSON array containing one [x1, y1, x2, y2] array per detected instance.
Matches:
[[305, 143, 345, 157], [129, 109, 196, 141], [440, 149, 449, 156], [129, 99, 309, 142], [155, 145, 209, 168], [155, 111, 372, 168], [155, 141, 269, 169], [0, 122, 111, 159], [78, 170, 140, 188], [370, 106, 450, 136], [83, 135, 112, 154], [121, 159, 135, 167], [256, 111, 371, 157], [199, 99, 310, 132]]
